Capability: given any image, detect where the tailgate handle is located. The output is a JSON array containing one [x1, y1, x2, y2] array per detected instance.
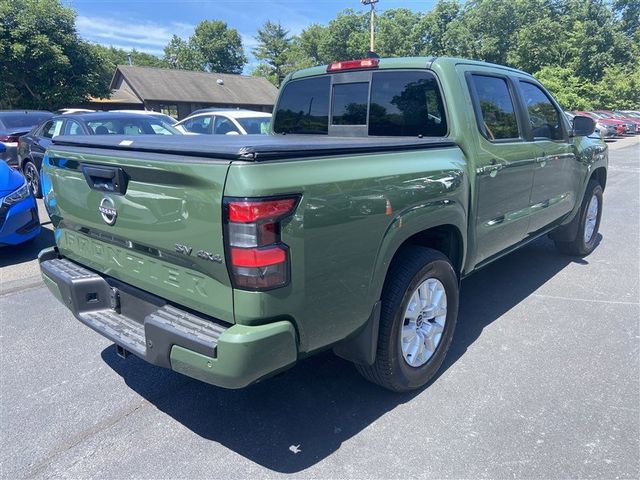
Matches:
[[81, 165, 128, 194]]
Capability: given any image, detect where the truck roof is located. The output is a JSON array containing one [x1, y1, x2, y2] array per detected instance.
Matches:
[[287, 56, 532, 81]]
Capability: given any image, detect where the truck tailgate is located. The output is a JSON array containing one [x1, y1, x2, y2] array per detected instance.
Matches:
[[42, 146, 234, 323]]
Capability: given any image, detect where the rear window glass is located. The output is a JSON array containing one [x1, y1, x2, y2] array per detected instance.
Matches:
[[273, 76, 330, 134], [0, 112, 51, 129], [369, 71, 447, 136], [332, 83, 368, 125], [470, 75, 520, 140], [273, 70, 448, 137]]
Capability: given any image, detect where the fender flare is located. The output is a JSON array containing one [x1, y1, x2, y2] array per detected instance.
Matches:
[[368, 198, 467, 306]]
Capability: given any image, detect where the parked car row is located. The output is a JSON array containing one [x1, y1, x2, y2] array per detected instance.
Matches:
[[571, 110, 640, 137]]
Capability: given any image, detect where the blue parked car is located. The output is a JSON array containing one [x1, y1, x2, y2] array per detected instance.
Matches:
[[0, 143, 40, 246]]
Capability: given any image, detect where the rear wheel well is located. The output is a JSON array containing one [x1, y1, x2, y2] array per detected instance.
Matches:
[[591, 167, 607, 191], [390, 225, 463, 278]]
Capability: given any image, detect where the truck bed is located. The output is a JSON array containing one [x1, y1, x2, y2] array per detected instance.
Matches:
[[52, 134, 456, 161]]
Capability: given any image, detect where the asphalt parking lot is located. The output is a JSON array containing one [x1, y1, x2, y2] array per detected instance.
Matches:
[[1, 136, 638, 479]]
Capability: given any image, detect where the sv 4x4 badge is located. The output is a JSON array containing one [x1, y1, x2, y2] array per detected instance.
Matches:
[[175, 243, 223, 264]]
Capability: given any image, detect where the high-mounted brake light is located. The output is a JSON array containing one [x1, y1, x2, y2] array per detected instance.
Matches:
[[224, 196, 299, 290], [327, 58, 380, 72]]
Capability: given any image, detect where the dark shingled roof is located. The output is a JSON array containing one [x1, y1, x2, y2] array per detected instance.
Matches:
[[110, 65, 278, 106]]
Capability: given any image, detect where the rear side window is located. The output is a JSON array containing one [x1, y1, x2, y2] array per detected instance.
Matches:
[[519, 81, 563, 140], [182, 115, 212, 134], [273, 76, 330, 134], [63, 120, 84, 135], [42, 120, 63, 139], [213, 116, 240, 135], [369, 71, 447, 136], [470, 75, 520, 140]]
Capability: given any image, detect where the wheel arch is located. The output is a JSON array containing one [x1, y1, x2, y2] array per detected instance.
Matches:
[[590, 166, 607, 191], [369, 206, 467, 307]]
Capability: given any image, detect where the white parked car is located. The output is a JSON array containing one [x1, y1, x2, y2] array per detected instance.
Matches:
[[111, 110, 178, 125], [175, 109, 272, 135]]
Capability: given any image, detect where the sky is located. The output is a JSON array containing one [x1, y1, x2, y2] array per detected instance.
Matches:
[[69, 0, 438, 70]]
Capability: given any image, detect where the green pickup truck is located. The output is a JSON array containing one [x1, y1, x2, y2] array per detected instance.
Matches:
[[39, 57, 607, 392]]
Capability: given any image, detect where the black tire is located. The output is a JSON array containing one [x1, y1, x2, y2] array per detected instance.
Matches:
[[555, 180, 603, 256], [356, 247, 459, 392], [23, 160, 41, 198]]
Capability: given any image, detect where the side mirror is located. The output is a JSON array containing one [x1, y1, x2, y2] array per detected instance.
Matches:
[[572, 115, 596, 137]]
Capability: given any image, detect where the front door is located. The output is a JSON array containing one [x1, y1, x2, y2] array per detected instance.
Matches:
[[466, 73, 537, 265], [517, 80, 580, 234]]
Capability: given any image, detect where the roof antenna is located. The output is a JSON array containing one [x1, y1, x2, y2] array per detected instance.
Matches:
[[361, 0, 379, 56]]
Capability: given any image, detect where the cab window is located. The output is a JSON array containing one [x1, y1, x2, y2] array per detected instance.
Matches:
[[41, 119, 64, 139], [519, 81, 563, 140], [369, 70, 447, 136], [182, 115, 212, 134], [63, 120, 84, 135], [213, 116, 240, 135], [470, 74, 520, 140]]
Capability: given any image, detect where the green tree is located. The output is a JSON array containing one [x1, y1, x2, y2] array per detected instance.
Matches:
[[92, 44, 167, 70], [191, 20, 246, 73], [534, 66, 593, 110], [416, 0, 461, 56], [296, 24, 327, 65], [317, 9, 369, 63], [376, 9, 425, 57], [592, 63, 640, 108], [163, 21, 246, 73], [613, 0, 640, 37], [252, 21, 292, 86], [0, 0, 110, 109], [164, 34, 204, 70]]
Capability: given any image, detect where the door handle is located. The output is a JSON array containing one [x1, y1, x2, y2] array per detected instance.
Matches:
[[478, 163, 504, 177]]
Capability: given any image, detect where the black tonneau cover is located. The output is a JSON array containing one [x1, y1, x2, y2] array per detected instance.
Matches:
[[52, 134, 456, 161]]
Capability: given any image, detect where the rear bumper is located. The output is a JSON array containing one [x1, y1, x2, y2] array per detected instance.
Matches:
[[39, 247, 298, 389]]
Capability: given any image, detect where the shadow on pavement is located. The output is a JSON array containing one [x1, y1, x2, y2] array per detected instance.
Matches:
[[0, 226, 54, 267], [101, 235, 596, 473]]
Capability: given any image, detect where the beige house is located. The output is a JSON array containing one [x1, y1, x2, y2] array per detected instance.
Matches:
[[87, 65, 278, 119]]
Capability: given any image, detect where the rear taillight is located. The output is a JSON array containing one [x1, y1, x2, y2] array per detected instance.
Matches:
[[224, 196, 299, 290], [0, 134, 20, 143]]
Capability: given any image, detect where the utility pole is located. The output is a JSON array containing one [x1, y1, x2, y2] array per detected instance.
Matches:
[[361, 0, 379, 55]]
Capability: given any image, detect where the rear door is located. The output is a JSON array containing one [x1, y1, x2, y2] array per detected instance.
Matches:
[[464, 71, 537, 264], [42, 146, 234, 322], [516, 80, 580, 234]]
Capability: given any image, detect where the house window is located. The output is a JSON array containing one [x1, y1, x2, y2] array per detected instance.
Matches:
[[159, 105, 178, 119]]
